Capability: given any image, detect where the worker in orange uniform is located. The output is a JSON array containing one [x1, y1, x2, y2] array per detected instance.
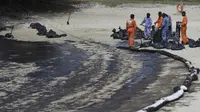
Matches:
[[154, 12, 163, 29], [152, 12, 163, 43], [126, 14, 139, 47], [180, 11, 189, 44]]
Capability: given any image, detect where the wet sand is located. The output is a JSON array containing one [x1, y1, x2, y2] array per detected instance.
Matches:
[[0, 39, 188, 112]]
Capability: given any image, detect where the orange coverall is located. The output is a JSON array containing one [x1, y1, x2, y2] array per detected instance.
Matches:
[[155, 17, 163, 28], [126, 19, 138, 47], [181, 16, 189, 44]]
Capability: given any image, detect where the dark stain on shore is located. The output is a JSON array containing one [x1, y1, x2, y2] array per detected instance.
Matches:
[[0, 39, 188, 112]]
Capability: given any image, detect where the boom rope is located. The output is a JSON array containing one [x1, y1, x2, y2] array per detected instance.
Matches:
[[117, 46, 199, 112]]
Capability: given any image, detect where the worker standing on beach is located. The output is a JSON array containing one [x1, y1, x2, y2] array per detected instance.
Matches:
[[154, 12, 163, 29], [181, 11, 189, 44], [126, 14, 139, 47], [140, 13, 152, 39], [152, 11, 163, 43], [161, 13, 169, 42]]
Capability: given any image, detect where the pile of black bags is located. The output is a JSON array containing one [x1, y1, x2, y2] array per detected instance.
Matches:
[[110, 26, 185, 50], [111, 22, 200, 50], [110, 26, 145, 40], [30, 22, 67, 38], [151, 42, 185, 50], [140, 40, 185, 50], [30, 22, 47, 36], [110, 27, 128, 40], [141, 37, 200, 50], [151, 31, 185, 50]]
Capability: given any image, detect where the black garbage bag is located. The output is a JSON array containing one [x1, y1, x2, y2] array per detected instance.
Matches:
[[110, 26, 145, 40], [46, 29, 58, 38], [189, 38, 196, 48], [196, 38, 200, 46], [46, 29, 67, 38], [37, 26, 47, 36], [165, 43, 173, 49], [171, 44, 185, 50], [152, 29, 162, 43], [30, 23, 67, 38], [135, 29, 145, 39], [30, 22, 41, 29], [5, 33, 14, 38], [110, 32, 120, 39], [165, 40, 176, 49], [30, 22, 47, 36], [110, 28, 120, 39], [119, 29, 128, 40], [140, 41, 152, 48], [110, 28, 128, 40], [119, 27, 128, 39], [189, 38, 200, 48], [163, 40, 185, 50], [152, 43, 165, 49], [0, 33, 14, 39]]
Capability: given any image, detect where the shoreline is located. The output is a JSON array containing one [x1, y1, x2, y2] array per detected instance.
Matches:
[[0, 38, 188, 111], [116, 46, 199, 112], [1, 3, 200, 112]]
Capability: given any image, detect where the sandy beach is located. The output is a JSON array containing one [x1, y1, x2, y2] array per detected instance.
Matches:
[[1, 3, 200, 112]]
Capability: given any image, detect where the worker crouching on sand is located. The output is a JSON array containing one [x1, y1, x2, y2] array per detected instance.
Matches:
[[161, 13, 169, 43], [180, 11, 189, 44], [126, 14, 139, 47], [140, 13, 152, 39]]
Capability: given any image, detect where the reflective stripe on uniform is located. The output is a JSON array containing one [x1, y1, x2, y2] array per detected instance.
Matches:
[[129, 38, 134, 40], [127, 20, 133, 24]]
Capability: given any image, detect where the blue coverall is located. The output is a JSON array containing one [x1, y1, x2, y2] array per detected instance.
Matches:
[[161, 16, 169, 41], [141, 17, 152, 38], [168, 16, 172, 37]]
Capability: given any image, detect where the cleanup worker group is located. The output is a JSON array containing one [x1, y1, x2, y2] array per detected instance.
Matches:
[[126, 11, 188, 47]]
